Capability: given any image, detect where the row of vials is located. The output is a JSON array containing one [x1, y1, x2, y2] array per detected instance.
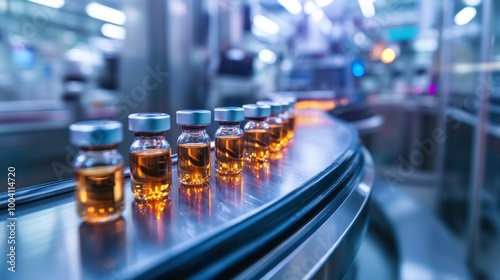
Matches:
[[69, 99, 296, 223]]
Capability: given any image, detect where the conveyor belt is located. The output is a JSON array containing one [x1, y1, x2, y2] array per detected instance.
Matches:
[[0, 114, 373, 279]]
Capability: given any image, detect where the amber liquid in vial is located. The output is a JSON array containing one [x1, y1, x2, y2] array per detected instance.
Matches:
[[287, 115, 296, 139], [130, 149, 172, 200], [75, 164, 124, 222], [178, 143, 211, 185], [215, 135, 244, 174], [269, 124, 283, 152], [281, 119, 289, 147], [244, 129, 270, 162]]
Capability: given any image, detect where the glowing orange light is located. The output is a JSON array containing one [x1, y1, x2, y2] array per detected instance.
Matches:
[[370, 43, 385, 60], [380, 48, 396, 64], [295, 100, 336, 111]]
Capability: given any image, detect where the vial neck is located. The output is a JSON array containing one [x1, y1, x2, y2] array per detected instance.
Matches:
[[182, 125, 208, 133], [246, 117, 267, 122], [80, 144, 118, 152], [218, 122, 240, 127], [133, 132, 165, 140]]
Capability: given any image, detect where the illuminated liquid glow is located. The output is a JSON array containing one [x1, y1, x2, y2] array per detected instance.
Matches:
[[244, 129, 270, 162], [287, 115, 296, 139], [215, 135, 244, 175], [130, 149, 172, 201], [269, 124, 283, 152], [280, 119, 289, 147], [178, 143, 211, 185], [75, 164, 124, 222]]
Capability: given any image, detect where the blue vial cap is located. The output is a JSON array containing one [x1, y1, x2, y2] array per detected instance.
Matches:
[[242, 104, 271, 118], [214, 107, 244, 122], [70, 120, 123, 146], [256, 101, 283, 116], [176, 110, 211, 125], [128, 113, 171, 132]]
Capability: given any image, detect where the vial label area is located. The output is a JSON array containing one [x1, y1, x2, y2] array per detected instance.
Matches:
[[215, 135, 244, 175], [75, 164, 124, 222], [178, 143, 211, 185], [130, 149, 172, 201], [269, 124, 283, 152], [244, 129, 270, 162]]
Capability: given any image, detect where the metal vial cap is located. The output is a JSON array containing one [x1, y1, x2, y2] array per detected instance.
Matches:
[[275, 100, 291, 112], [176, 110, 211, 125], [214, 107, 244, 122], [243, 104, 271, 118], [128, 113, 171, 132], [256, 101, 283, 115], [272, 97, 297, 107], [70, 120, 123, 146]]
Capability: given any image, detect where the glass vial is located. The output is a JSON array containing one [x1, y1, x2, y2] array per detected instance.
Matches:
[[176, 110, 212, 185], [128, 113, 172, 201], [277, 101, 291, 143], [257, 101, 284, 152], [214, 107, 245, 175], [243, 104, 271, 162], [70, 120, 124, 223], [285, 98, 297, 138], [271, 100, 291, 147]]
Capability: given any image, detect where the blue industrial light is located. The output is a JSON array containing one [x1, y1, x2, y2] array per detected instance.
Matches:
[[351, 60, 365, 78]]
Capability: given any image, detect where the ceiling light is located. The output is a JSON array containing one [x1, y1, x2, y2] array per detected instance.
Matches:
[[278, 0, 302, 15], [358, 0, 376, 18], [312, 9, 324, 22], [454, 7, 477, 26], [259, 49, 277, 64], [101, 23, 126, 40], [463, 0, 481, 6], [304, 1, 317, 14], [28, 0, 65, 9], [413, 38, 438, 52], [253, 15, 280, 35], [314, 0, 335, 8], [86, 2, 126, 25]]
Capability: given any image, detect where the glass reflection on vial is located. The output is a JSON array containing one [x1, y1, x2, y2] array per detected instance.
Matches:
[[216, 173, 244, 211], [79, 217, 126, 278], [132, 197, 173, 246]]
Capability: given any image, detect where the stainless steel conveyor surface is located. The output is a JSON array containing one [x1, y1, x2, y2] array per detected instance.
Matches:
[[0, 113, 373, 279]]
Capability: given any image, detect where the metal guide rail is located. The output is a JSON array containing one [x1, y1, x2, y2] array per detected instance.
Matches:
[[0, 113, 373, 279]]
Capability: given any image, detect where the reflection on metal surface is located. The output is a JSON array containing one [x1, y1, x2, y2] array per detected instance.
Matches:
[[372, 176, 471, 279], [296, 110, 333, 126], [131, 198, 173, 246], [269, 152, 285, 182], [270, 148, 284, 161], [216, 174, 244, 222], [216, 174, 244, 210], [79, 217, 126, 278], [244, 161, 270, 182], [178, 183, 212, 224]]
